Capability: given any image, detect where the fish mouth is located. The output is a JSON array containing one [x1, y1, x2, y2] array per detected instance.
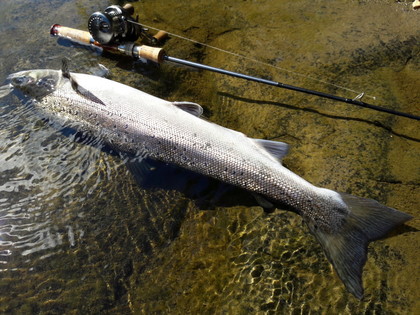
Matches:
[[7, 71, 37, 87], [7, 69, 60, 84], [0, 83, 13, 98], [6, 70, 32, 80], [5, 69, 61, 98], [0, 72, 30, 98], [11, 75, 36, 88], [0, 71, 36, 99]]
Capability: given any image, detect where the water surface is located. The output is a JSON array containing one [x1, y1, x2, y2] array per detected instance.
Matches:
[[0, 0, 419, 313]]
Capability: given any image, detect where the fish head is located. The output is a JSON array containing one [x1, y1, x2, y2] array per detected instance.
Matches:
[[7, 69, 62, 99]]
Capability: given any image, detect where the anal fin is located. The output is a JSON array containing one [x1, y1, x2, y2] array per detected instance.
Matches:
[[252, 193, 276, 213]]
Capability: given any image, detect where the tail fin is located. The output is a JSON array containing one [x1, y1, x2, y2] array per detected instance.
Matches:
[[307, 193, 412, 299]]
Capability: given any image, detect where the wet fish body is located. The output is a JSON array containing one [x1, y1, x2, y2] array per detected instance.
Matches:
[[4, 67, 412, 299]]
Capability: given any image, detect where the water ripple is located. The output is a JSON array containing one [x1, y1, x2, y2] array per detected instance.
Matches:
[[0, 100, 107, 270]]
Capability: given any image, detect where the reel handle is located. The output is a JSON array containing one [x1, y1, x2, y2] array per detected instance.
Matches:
[[153, 30, 168, 42], [122, 3, 135, 16]]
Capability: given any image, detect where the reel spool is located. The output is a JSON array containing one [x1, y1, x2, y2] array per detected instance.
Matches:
[[87, 3, 165, 45]]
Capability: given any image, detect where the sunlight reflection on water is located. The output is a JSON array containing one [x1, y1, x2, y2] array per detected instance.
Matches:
[[0, 98, 110, 268]]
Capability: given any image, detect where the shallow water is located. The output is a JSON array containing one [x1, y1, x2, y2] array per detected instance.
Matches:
[[0, 0, 419, 313]]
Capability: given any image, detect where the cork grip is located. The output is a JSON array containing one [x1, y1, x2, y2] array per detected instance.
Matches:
[[50, 24, 93, 45], [137, 46, 166, 63]]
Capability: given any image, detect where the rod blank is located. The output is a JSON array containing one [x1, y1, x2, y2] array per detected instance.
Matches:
[[164, 56, 420, 121]]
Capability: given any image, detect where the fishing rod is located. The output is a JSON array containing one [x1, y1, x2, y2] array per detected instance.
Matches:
[[50, 9, 420, 121], [161, 55, 419, 120]]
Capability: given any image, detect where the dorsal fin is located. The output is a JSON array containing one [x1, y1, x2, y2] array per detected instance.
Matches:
[[254, 139, 289, 162], [172, 101, 203, 117], [61, 58, 105, 106]]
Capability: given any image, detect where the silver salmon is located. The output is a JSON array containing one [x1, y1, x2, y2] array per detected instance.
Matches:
[[3, 62, 412, 299]]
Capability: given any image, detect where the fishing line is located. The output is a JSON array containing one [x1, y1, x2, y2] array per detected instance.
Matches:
[[137, 21, 378, 101]]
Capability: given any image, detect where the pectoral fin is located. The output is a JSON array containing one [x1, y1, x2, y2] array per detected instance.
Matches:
[[61, 58, 105, 106]]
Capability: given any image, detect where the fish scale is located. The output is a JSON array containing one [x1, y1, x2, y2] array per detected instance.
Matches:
[[4, 67, 412, 299], [52, 74, 304, 199]]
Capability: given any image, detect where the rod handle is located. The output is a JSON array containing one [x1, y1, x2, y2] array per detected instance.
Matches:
[[135, 45, 166, 63], [50, 24, 93, 45]]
